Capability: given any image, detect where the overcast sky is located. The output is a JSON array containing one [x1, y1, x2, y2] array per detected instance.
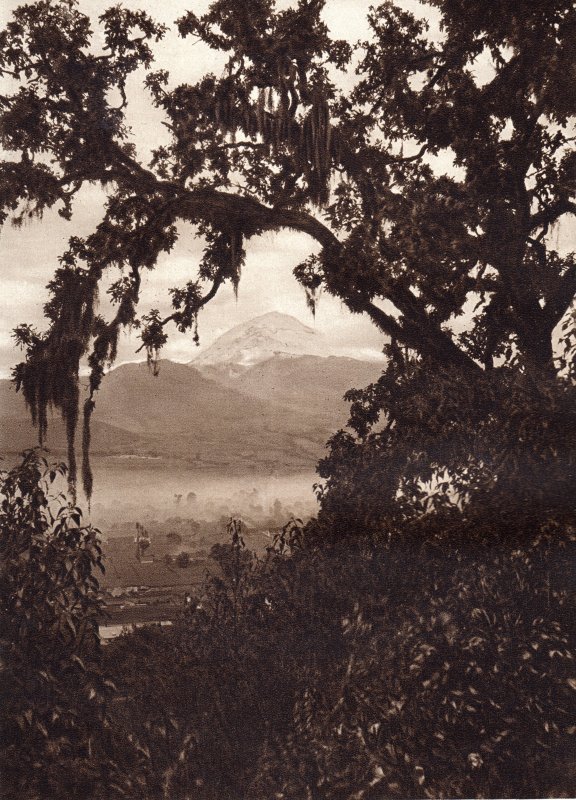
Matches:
[[0, 1, 574, 376]]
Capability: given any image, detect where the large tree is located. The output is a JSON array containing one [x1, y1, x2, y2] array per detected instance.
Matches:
[[1, 0, 575, 509]]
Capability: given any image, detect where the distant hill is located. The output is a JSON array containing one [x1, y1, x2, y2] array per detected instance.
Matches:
[[197, 354, 381, 419], [0, 314, 385, 472]]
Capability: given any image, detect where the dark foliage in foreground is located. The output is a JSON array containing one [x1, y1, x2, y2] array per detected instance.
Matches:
[[1, 1, 575, 795], [103, 512, 576, 800], [2, 453, 576, 799], [0, 452, 112, 798]]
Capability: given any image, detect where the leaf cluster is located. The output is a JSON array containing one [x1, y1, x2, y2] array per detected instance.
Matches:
[[0, 451, 123, 799], [100, 508, 576, 799]]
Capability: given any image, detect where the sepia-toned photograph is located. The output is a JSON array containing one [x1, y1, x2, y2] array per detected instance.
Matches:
[[0, 1, 575, 797]]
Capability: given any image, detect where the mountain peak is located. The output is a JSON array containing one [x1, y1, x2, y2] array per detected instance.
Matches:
[[246, 311, 314, 330], [190, 312, 324, 370]]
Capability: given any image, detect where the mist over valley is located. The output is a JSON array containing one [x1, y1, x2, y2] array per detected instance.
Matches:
[[1, 313, 383, 527]]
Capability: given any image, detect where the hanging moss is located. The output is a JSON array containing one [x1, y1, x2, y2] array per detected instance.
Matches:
[[208, 68, 337, 211], [64, 382, 79, 504], [13, 258, 144, 505], [12, 64, 339, 508], [81, 399, 94, 506], [14, 265, 100, 502], [229, 227, 244, 298], [257, 87, 266, 134]]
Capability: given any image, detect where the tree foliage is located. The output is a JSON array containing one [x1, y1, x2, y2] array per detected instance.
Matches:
[[99, 513, 576, 799], [0, 451, 116, 798], [1, 0, 574, 505], [316, 353, 576, 539], [2, 5, 575, 794], [1, 458, 571, 799]]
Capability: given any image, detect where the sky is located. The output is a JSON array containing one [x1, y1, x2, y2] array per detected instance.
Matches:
[[0, 0, 392, 376], [0, 1, 574, 376]]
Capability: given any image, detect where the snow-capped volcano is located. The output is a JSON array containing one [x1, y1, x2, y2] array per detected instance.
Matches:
[[190, 312, 326, 370]]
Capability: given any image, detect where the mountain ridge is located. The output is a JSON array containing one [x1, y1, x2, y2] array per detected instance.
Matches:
[[0, 314, 385, 471]]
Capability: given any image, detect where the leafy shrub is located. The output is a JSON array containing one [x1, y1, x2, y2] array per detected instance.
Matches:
[[4, 459, 573, 799], [104, 511, 576, 799], [0, 451, 124, 799], [250, 516, 576, 799], [318, 362, 576, 541]]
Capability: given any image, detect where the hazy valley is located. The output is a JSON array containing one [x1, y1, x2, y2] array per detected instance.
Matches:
[[1, 312, 384, 526]]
